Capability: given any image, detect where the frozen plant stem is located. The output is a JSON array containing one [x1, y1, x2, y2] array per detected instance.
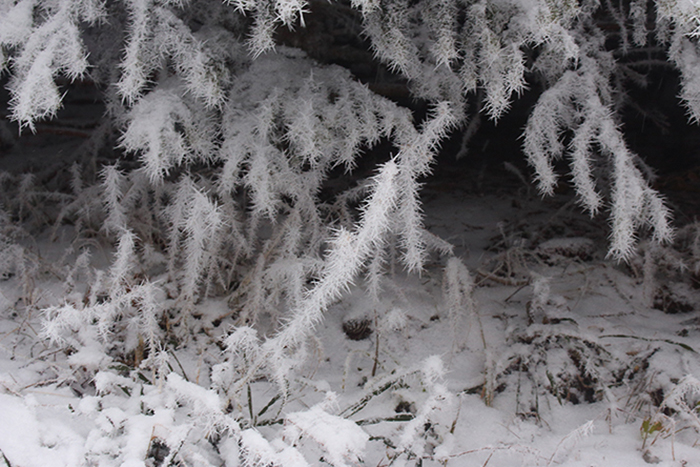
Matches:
[[235, 159, 400, 394], [372, 311, 379, 378]]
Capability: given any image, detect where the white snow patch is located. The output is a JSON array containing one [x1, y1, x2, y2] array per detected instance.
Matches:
[[284, 403, 369, 467], [0, 393, 84, 467]]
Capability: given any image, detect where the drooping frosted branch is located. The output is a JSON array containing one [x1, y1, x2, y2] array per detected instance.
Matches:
[[256, 160, 399, 390], [524, 62, 672, 260]]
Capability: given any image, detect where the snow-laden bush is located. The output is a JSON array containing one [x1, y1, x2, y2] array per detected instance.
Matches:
[[3, 0, 700, 465]]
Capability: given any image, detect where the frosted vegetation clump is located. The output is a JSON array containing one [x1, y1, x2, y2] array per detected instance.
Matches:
[[1, 0, 700, 465]]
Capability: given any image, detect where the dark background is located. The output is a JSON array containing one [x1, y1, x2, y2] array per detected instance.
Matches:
[[1, 1, 699, 223]]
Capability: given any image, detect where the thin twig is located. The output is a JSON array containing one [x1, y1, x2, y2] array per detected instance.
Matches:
[[1, 449, 12, 467], [168, 350, 190, 381], [476, 268, 528, 286]]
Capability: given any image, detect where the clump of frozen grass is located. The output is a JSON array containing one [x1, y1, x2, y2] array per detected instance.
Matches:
[[639, 375, 700, 454], [375, 356, 459, 465], [497, 323, 619, 416], [42, 245, 170, 380], [630, 227, 700, 313], [660, 375, 700, 432]]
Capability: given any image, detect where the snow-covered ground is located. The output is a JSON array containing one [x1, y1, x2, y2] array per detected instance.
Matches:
[[1, 165, 699, 467]]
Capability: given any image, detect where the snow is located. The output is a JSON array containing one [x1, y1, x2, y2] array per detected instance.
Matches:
[[0, 393, 84, 467], [240, 428, 309, 467], [1, 182, 700, 466], [285, 401, 369, 467]]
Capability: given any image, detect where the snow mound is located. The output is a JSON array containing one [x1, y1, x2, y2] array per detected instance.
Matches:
[[284, 401, 369, 467]]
